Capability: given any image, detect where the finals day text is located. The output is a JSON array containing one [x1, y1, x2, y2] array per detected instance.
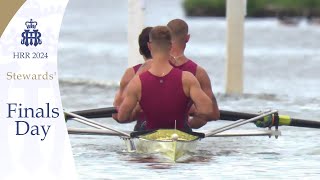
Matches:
[[6, 103, 60, 141]]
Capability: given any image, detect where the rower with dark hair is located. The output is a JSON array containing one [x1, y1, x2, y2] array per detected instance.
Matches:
[[167, 19, 220, 128], [116, 26, 215, 131], [113, 26, 152, 131]]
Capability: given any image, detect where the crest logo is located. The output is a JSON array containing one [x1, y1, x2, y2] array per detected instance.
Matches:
[[21, 19, 42, 47]]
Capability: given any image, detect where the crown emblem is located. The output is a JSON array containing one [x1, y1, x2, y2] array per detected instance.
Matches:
[[21, 18, 42, 46], [25, 19, 38, 29]]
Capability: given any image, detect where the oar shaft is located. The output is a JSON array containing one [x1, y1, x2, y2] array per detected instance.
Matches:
[[64, 107, 320, 129], [290, 118, 320, 128], [65, 107, 117, 120], [65, 108, 257, 120], [220, 110, 320, 129]]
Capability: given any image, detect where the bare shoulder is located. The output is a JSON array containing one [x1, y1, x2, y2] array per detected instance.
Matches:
[[182, 71, 198, 85], [182, 71, 199, 97], [136, 60, 153, 75], [120, 68, 135, 89], [127, 75, 141, 90], [196, 65, 210, 80], [121, 74, 141, 102], [195, 65, 212, 88]]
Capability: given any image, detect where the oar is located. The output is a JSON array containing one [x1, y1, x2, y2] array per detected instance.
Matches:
[[64, 107, 117, 120], [220, 110, 320, 129], [64, 107, 320, 129]]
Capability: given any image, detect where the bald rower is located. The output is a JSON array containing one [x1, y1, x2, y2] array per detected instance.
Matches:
[[167, 19, 220, 128]]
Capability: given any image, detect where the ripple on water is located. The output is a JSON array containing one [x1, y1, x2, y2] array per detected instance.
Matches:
[[60, 0, 320, 179]]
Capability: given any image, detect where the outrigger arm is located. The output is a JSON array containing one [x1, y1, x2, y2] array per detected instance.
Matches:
[[204, 110, 281, 138], [65, 111, 131, 137]]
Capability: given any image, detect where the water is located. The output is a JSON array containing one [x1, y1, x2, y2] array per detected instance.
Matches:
[[58, 0, 320, 179]]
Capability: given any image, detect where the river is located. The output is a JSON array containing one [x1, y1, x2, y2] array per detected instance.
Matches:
[[58, 0, 320, 179]]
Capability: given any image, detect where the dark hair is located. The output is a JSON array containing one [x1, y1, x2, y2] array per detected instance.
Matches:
[[139, 27, 152, 59]]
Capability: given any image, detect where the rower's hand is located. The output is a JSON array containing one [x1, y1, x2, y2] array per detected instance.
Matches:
[[188, 115, 207, 129], [254, 114, 274, 128], [112, 106, 120, 121]]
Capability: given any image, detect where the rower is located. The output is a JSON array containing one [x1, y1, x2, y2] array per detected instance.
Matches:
[[113, 27, 153, 131], [167, 19, 220, 128], [116, 26, 215, 131]]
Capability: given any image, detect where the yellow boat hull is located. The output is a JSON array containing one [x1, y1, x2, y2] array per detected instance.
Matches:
[[132, 129, 202, 162]]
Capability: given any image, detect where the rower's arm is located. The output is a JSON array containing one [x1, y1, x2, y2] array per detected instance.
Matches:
[[113, 68, 135, 107], [195, 66, 220, 120], [117, 76, 141, 123], [183, 72, 214, 123]]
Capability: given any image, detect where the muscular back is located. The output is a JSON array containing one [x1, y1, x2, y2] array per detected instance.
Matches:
[[194, 65, 219, 120], [172, 59, 220, 120], [139, 68, 190, 130], [182, 71, 214, 121]]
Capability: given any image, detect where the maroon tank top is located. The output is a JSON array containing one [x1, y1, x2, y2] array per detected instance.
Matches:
[[133, 64, 142, 73], [139, 68, 190, 130], [170, 59, 197, 75]]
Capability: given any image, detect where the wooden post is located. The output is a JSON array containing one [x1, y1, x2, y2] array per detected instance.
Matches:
[[225, 0, 246, 94], [128, 0, 144, 67]]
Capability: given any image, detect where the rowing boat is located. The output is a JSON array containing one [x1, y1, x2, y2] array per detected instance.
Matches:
[[65, 110, 282, 162], [129, 129, 204, 161]]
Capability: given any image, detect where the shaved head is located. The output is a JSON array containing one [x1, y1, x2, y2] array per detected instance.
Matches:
[[167, 19, 189, 42], [149, 26, 172, 52]]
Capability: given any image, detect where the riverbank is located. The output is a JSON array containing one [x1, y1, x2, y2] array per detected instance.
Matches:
[[183, 0, 320, 19]]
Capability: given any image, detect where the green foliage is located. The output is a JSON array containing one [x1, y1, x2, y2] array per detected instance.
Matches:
[[183, 0, 320, 17], [183, 0, 226, 17]]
